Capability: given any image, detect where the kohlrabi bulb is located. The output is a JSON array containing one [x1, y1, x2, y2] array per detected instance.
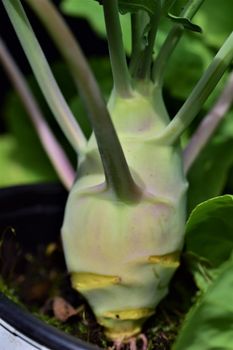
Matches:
[[61, 87, 188, 340]]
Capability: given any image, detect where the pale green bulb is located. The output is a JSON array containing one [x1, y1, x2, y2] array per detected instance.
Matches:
[[62, 88, 188, 340]]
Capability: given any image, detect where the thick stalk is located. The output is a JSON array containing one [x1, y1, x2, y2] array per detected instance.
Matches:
[[156, 32, 233, 144], [183, 71, 233, 173], [130, 12, 143, 75], [130, 12, 142, 61], [130, 11, 149, 77], [102, 0, 132, 97], [137, 9, 162, 80], [4, 0, 139, 202], [152, 0, 205, 86], [0, 38, 75, 189]]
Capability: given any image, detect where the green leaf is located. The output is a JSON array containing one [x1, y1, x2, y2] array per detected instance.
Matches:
[[164, 35, 213, 100], [173, 257, 233, 350], [185, 195, 233, 267], [0, 135, 57, 186], [167, 13, 202, 33], [188, 113, 233, 211], [185, 116, 233, 290], [194, 0, 233, 49], [185, 251, 232, 293], [184, 252, 215, 292]]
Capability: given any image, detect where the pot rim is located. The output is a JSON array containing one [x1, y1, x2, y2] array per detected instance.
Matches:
[[0, 183, 102, 350], [0, 293, 101, 350]]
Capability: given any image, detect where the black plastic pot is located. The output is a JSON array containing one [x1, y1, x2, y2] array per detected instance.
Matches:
[[0, 183, 100, 350]]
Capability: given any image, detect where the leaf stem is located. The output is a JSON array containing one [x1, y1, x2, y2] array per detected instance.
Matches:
[[183, 71, 233, 173], [137, 8, 162, 80], [156, 32, 233, 144], [129, 12, 144, 75], [152, 0, 205, 86], [18, 0, 139, 201], [2, 0, 87, 154], [0, 37, 75, 189], [102, 0, 132, 97], [24, 0, 109, 124]]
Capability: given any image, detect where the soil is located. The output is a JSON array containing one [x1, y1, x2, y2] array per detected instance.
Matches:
[[0, 226, 196, 350]]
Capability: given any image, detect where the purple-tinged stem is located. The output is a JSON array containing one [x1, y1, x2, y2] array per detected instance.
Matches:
[[183, 71, 233, 174], [0, 37, 75, 189]]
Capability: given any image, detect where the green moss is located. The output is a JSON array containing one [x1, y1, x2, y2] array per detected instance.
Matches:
[[0, 277, 22, 306]]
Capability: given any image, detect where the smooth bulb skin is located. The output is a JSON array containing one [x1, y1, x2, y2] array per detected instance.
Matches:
[[62, 87, 188, 340]]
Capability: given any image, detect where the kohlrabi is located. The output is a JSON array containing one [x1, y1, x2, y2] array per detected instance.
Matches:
[[2, 0, 233, 343]]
